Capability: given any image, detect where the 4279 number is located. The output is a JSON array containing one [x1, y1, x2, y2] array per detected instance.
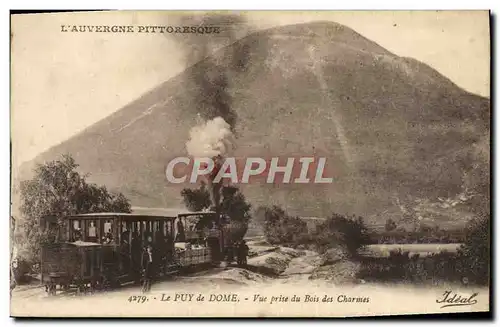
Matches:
[[128, 295, 149, 303]]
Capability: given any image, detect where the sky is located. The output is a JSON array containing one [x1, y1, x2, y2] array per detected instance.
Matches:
[[10, 11, 490, 171]]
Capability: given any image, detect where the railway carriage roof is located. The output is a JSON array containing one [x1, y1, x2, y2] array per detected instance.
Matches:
[[67, 208, 216, 220], [68, 241, 102, 247], [45, 241, 103, 248]]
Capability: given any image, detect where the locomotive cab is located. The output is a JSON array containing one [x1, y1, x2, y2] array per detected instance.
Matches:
[[174, 212, 223, 266]]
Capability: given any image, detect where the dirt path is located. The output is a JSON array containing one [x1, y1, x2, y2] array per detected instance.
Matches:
[[11, 246, 315, 300], [11, 246, 491, 317], [282, 250, 322, 276]]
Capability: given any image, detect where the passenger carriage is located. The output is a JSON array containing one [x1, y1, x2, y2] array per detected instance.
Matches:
[[40, 209, 225, 295]]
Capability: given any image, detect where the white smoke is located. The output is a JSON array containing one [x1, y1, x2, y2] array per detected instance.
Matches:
[[186, 116, 235, 158]]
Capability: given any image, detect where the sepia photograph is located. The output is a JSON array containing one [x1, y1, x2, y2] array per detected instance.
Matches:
[[9, 10, 491, 317]]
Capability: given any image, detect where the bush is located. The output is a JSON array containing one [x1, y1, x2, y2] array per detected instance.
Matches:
[[11, 257, 32, 284], [457, 214, 490, 285], [263, 208, 370, 255], [314, 214, 370, 256], [263, 206, 310, 247], [385, 218, 397, 232], [357, 243, 491, 286], [357, 250, 464, 285]]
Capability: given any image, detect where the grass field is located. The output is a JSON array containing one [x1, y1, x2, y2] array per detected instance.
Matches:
[[361, 243, 462, 258]]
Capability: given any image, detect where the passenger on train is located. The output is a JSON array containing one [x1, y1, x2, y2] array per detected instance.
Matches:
[[104, 220, 112, 234], [102, 232, 113, 244], [145, 233, 153, 245], [175, 220, 185, 242], [73, 228, 82, 242]]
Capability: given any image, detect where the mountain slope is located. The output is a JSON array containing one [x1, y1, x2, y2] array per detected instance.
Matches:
[[16, 21, 490, 224]]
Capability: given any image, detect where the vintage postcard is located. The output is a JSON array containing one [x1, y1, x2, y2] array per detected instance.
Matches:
[[10, 10, 491, 317]]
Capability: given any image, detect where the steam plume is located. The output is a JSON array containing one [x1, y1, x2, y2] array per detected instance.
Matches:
[[168, 13, 253, 130], [167, 13, 258, 211], [186, 116, 235, 158], [185, 116, 234, 211]]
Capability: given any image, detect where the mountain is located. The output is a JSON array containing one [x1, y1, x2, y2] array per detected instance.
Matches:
[[15, 21, 490, 225]]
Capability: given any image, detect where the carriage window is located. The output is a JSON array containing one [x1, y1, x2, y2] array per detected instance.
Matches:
[[154, 221, 164, 240], [185, 217, 197, 231], [71, 220, 83, 241], [88, 221, 97, 237], [85, 220, 97, 242], [104, 220, 112, 234], [47, 222, 58, 242], [169, 221, 175, 236], [174, 218, 182, 235], [101, 220, 114, 244], [163, 221, 170, 236]]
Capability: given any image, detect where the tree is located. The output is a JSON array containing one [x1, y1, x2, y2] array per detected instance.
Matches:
[[220, 186, 252, 223], [180, 183, 211, 212], [19, 154, 131, 264], [181, 184, 251, 223], [385, 218, 397, 232], [180, 184, 252, 241], [262, 205, 287, 244]]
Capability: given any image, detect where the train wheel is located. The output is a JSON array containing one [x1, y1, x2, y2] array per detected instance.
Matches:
[[94, 278, 102, 291], [76, 280, 85, 295]]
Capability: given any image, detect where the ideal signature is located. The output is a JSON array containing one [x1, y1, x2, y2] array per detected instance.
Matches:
[[436, 290, 478, 308]]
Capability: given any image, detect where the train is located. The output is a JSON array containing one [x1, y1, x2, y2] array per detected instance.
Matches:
[[40, 209, 240, 295]]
